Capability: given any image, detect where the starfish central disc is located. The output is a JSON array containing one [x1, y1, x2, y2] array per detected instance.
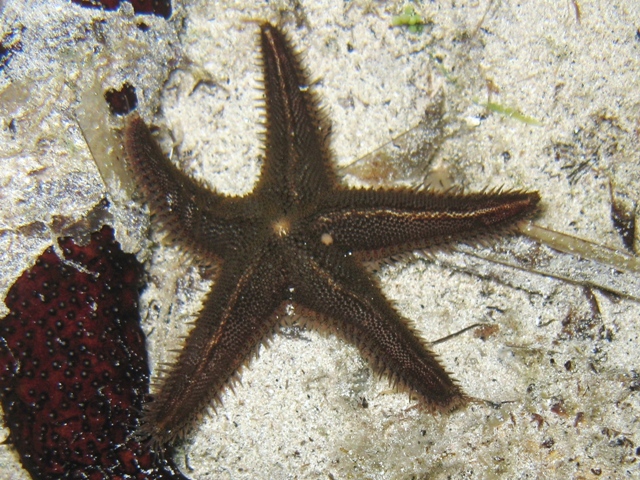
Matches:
[[272, 217, 292, 237]]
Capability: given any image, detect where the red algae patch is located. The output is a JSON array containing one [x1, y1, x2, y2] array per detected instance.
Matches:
[[105, 82, 138, 115], [72, 0, 171, 19], [0, 226, 187, 479]]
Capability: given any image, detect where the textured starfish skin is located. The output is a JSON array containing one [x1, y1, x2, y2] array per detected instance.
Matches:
[[124, 23, 540, 444]]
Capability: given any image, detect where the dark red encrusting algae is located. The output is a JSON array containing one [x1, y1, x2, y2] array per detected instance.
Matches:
[[0, 226, 188, 479], [72, 0, 172, 19], [105, 82, 138, 115]]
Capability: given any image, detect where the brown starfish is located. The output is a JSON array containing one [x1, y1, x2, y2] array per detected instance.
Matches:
[[124, 22, 539, 445]]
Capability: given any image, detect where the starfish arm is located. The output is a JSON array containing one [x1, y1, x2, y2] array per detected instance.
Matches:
[[138, 250, 287, 445], [255, 23, 336, 207], [124, 114, 249, 258], [311, 188, 540, 258], [290, 249, 465, 410]]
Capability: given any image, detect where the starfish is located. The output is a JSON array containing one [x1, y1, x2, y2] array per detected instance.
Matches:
[[124, 22, 540, 445]]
